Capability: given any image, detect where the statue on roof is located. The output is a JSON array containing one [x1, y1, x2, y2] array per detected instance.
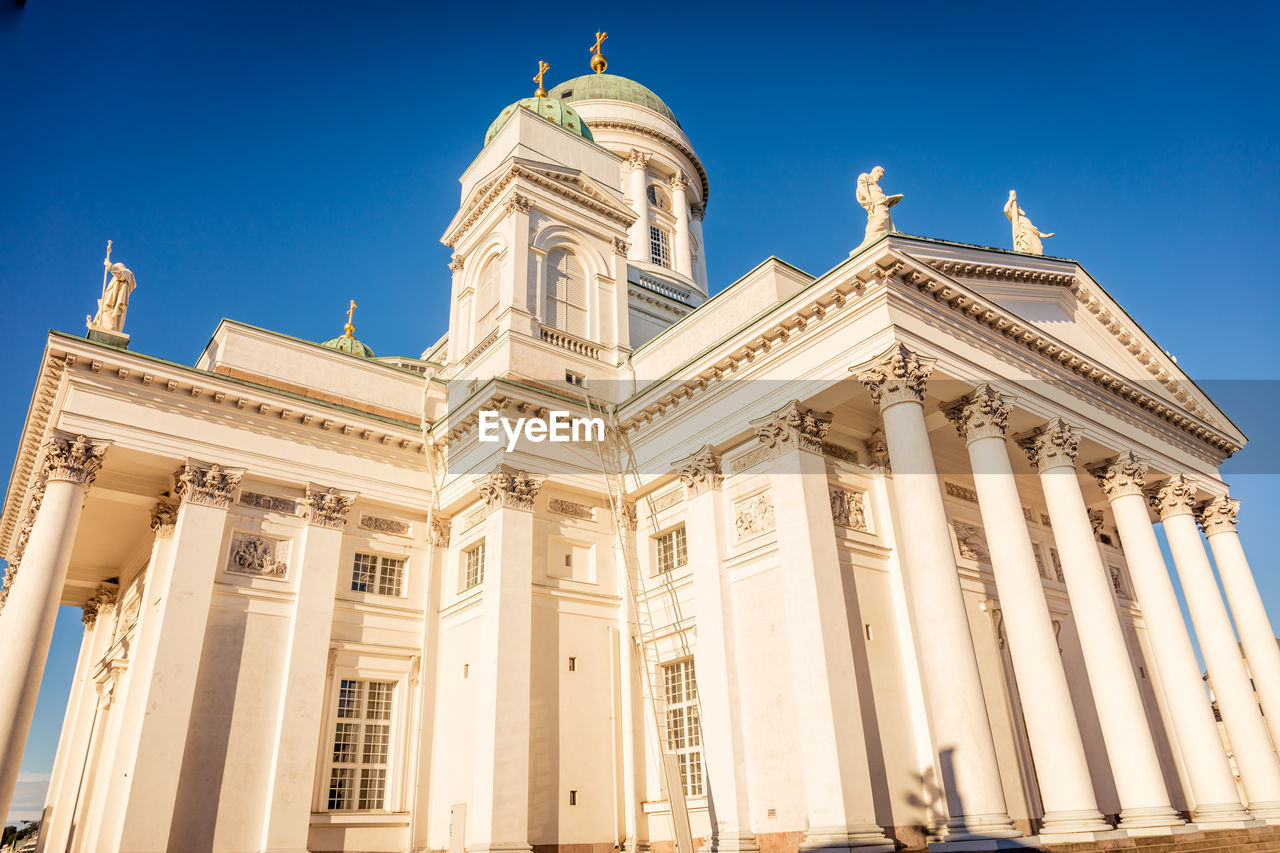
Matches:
[[855, 166, 902, 248], [1004, 190, 1055, 255], [87, 241, 137, 336]]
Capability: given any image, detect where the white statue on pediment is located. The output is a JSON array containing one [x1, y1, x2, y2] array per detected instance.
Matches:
[[1004, 190, 1055, 255], [855, 166, 903, 248], [87, 241, 136, 335]]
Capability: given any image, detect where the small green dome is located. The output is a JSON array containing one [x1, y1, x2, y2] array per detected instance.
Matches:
[[484, 97, 595, 147], [320, 333, 375, 359], [548, 74, 680, 128]]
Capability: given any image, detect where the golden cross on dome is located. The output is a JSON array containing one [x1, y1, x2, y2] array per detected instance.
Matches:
[[344, 299, 357, 337], [589, 32, 609, 74], [533, 60, 550, 97]]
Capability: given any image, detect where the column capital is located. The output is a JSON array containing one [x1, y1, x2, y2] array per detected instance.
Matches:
[[303, 484, 357, 530], [612, 236, 630, 256], [449, 254, 465, 273], [1148, 474, 1197, 521], [749, 400, 832, 456], [1196, 495, 1239, 536], [865, 430, 890, 473], [621, 499, 638, 531], [943, 384, 1013, 444], [674, 445, 722, 497], [149, 501, 178, 538], [81, 581, 119, 627], [625, 149, 651, 171], [669, 171, 688, 191], [1090, 451, 1147, 500], [479, 463, 543, 512], [174, 461, 244, 509], [690, 201, 706, 220], [1088, 509, 1105, 539], [1017, 418, 1081, 472], [854, 343, 935, 410], [42, 434, 109, 488], [430, 515, 452, 547]]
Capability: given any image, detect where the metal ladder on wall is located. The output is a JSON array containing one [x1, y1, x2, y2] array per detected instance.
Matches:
[[584, 393, 696, 853]]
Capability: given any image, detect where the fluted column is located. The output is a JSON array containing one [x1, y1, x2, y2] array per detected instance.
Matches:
[[944, 389, 1110, 839], [470, 464, 541, 853], [675, 447, 760, 853], [626, 150, 651, 264], [1091, 454, 1252, 825], [671, 172, 693, 278], [1151, 476, 1280, 819], [115, 460, 243, 851], [1198, 496, 1280, 746], [261, 485, 357, 852], [0, 434, 108, 822], [854, 346, 1019, 842], [690, 203, 708, 292], [1019, 421, 1183, 830]]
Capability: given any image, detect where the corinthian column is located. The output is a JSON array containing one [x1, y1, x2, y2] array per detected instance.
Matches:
[[261, 484, 357, 851], [671, 172, 693, 278], [854, 346, 1019, 842], [1019, 421, 1183, 830], [944, 390, 1110, 839], [0, 433, 107, 822], [1151, 476, 1280, 819], [470, 464, 542, 853], [1091, 455, 1252, 825], [1198, 496, 1280, 747], [626, 150, 652, 264], [748, 404, 893, 852], [675, 447, 762, 853]]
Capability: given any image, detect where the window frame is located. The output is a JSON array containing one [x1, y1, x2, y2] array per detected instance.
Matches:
[[473, 256, 501, 342], [648, 225, 672, 268], [654, 524, 688, 575], [349, 550, 406, 599], [662, 658, 703, 797], [542, 247, 587, 337], [462, 540, 486, 592]]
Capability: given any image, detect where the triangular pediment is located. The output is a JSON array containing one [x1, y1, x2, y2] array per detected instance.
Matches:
[[892, 237, 1243, 444]]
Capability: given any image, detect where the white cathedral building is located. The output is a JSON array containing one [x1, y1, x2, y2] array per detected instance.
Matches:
[[3, 44, 1280, 853]]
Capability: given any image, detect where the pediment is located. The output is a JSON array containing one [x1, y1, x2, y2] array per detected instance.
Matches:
[[893, 239, 1243, 446], [442, 158, 634, 247]]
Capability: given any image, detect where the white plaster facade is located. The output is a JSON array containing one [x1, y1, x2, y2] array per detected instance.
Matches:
[[2, 71, 1280, 853]]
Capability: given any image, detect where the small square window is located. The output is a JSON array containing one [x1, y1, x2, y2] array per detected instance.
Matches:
[[566, 371, 586, 387], [656, 526, 688, 574], [464, 542, 486, 590], [351, 552, 404, 597]]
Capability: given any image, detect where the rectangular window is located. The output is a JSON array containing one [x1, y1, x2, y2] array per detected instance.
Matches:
[[351, 552, 405, 597], [649, 225, 671, 268], [464, 542, 486, 590], [663, 659, 703, 797], [327, 679, 395, 811], [655, 526, 688, 574]]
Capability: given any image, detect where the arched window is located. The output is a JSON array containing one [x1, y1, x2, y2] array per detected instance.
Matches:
[[544, 248, 586, 337], [647, 184, 671, 211], [474, 257, 500, 339]]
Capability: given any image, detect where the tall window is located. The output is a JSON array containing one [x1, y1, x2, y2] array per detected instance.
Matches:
[[544, 248, 587, 337], [351, 552, 405, 597], [649, 226, 671, 268], [464, 542, 486, 590], [663, 660, 702, 796], [327, 679, 394, 810], [656, 526, 687, 574], [474, 257, 500, 340]]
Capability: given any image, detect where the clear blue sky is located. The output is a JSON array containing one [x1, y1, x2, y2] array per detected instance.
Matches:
[[2, 0, 1278, 826]]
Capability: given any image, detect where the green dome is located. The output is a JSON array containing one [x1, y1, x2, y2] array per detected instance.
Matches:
[[548, 74, 681, 128], [484, 97, 595, 147], [320, 333, 375, 359]]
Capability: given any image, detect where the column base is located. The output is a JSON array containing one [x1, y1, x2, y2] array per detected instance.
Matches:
[[621, 842, 651, 853], [1245, 799, 1280, 821], [1115, 804, 1186, 831], [1191, 800, 1259, 826], [707, 831, 759, 853], [932, 812, 1022, 843], [1038, 808, 1113, 837], [801, 823, 895, 852]]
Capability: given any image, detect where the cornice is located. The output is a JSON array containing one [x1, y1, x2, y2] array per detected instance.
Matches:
[[1, 351, 67, 559], [892, 255, 1239, 457], [443, 162, 636, 249], [924, 259, 1076, 287], [586, 119, 711, 211]]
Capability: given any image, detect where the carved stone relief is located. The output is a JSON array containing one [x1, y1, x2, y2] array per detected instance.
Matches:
[[734, 491, 776, 541], [952, 521, 991, 564], [830, 488, 869, 532], [227, 533, 290, 579]]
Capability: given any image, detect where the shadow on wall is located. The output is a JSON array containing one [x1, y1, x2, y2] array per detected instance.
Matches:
[[904, 749, 1045, 851]]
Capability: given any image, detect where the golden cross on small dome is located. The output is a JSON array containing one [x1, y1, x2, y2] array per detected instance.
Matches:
[[344, 299, 357, 338], [533, 60, 550, 97], [589, 32, 609, 74]]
